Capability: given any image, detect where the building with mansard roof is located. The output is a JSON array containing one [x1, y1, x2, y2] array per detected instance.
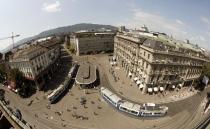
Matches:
[[9, 37, 61, 89], [114, 29, 209, 94]]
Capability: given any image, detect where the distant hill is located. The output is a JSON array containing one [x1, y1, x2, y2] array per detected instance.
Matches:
[[1, 23, 117, 53]]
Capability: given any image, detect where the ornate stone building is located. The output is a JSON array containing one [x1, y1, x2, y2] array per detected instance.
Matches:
[[114, 31, 209, 93], [9, 37, 61, 89], [69, 32, 115, 56]]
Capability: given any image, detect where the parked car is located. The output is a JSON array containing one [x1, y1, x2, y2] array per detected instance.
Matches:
[[14, 109, 22, 120]]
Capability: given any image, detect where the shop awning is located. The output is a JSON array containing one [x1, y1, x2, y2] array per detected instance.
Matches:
[[134, 77, 138, 81], [136, 80, 141, 85], [148, 88, 153, 92], [153, 87, 158, 92], [160, 87, 164, 91]]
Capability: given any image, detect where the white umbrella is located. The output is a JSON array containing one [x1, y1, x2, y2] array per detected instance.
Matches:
[[153, 87, 158, 92], [148, 88, 153, 92], [139, 84, 144, 89], [172, 85, 175, 89], [136, 80, 141, 85], [134, 77, 138, 81], [160, 87, 164, 91]]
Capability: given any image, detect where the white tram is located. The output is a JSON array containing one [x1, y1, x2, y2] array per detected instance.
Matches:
[[119, 101, 141, 116], [47, 84, 65, 103], [100, 87, 168, 117], [47, 64, 78, 103], [140, 103, 168, 117], [100, 87, 122, 107], [68, 64, 78, 78]]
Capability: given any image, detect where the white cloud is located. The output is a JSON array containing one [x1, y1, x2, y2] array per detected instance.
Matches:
[[201, 16, 210, 29], [115, 9, 210, 50], [116, 9, 188, 39], [176, 19, 184, 25], [207, 32, 210, 37], [42, 1, 61, 13], [189, 35, 206, 42]]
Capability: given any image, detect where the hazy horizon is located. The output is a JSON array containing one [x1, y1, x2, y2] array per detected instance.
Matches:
[[0, 0, 210, 51]]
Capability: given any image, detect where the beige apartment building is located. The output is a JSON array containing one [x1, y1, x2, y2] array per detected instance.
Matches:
[[9, 37, 61, 89], [114, 31, 209, 94], [70, 32, 115, 56]]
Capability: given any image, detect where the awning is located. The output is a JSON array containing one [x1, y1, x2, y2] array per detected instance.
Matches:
[[134, 77, 138, 81], [178, 83, 182, 87], [148, 88, 153, 92], [172, 85, 176, 89], [153, 87, 158, 92], [136, 80, 141, 85], [139, 84, 144, 89], [160, 87, 164, 91]]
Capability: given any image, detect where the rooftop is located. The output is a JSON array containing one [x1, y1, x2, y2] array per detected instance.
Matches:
[[101, 87, 122, 103], [117, 31, 209, 59], [120, 101, 141, 111], [74, 32, 115, 38], [75, 62, 97, 85], [10, 39, 59, 61]]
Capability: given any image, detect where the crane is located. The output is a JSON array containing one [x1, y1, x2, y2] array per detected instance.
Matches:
[[0, 32, 20, 49]]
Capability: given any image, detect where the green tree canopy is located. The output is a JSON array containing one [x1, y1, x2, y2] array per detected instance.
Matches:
[[0, 64, 7, 83], [8, 68, 25, 88], [203, 63, 210, 78]]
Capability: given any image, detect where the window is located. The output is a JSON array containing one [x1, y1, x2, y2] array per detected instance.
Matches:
[[144, 51, 146, 56], [148, 54, 150, 59]]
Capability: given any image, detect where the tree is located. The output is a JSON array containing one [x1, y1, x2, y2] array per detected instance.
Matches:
[[8, 68, 36, 98], [0, 89, 5, 101], [8, 68, 25, 88], [203, 63, 210, 78], [0, 64, 7, 83], [0, 53, 2, 60], [197, 62, 210, 91]]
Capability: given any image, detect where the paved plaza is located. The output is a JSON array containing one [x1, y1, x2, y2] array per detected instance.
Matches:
[[1, 52, 209, 129]]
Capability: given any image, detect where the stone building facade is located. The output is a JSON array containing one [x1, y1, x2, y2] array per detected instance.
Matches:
[[9, 37, 61, 89], [70, 32, 115, 56], [114, 31, 209, 94]]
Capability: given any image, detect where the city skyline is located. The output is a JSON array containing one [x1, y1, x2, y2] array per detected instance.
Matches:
[[0, 0, 210, 51]]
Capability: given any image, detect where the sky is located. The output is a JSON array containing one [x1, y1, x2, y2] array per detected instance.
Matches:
[[0, 0, 210, 51]]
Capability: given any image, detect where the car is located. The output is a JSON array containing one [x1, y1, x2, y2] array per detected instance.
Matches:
[[14, 109, 22, 120]]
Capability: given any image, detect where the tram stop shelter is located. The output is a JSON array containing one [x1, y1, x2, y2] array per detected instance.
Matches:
[[75, 62, 97, 88]]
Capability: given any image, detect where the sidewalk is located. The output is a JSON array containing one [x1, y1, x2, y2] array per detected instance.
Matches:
[[97, 55, 198, 104]]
